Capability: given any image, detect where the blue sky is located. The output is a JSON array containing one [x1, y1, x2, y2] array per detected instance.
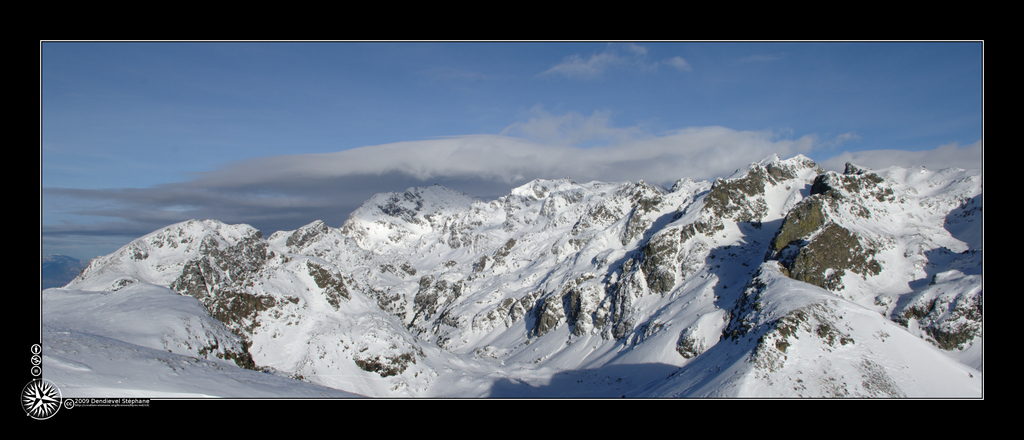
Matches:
[[41, 41, 983, 260]]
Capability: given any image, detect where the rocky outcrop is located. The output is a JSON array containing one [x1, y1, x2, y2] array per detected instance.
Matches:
[[767, 195, 828, 257], [472, 290, 542, 333], [532, 293, 565, 338], [530, 273, 601, 338], [410, 275, 465, 330], [765, 164, 886, 291], [704, 157, 821, 223], [771, 220, 882, 291], [286, 220, 330, 249], [891, 262, 983, 351], [640, 227, 681, 295], [704, 167, 771, 223], [307, 261, 350, 309], [170, 230, 274, 340], [619, 181, 666, 245], [353, 350, 421, 378], [812, 165, 895, 204], [641, 158, 821, 297]]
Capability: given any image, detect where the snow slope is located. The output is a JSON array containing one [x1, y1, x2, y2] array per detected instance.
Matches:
[[42, 284, 358, 397]]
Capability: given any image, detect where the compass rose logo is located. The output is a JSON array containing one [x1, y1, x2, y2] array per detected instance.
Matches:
[[22, 379, 62, 420]]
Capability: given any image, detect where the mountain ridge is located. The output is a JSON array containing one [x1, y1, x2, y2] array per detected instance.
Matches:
[[41, 254, 91, 289], [48, 154, 983, 397]]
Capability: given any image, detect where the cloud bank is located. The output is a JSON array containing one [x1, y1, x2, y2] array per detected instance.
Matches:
[[818, 140, 983, 173], [42, 126, 982, 259]]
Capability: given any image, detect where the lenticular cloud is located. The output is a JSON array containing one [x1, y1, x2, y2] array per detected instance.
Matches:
[[43, 127, 828, 242], [196, 127, 818, 190]]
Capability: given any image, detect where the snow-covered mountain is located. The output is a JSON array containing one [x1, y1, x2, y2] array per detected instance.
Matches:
[[46, 154, 983, 398]]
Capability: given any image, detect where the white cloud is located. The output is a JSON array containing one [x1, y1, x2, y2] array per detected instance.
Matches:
[[198, 125, 820, 193], [540, 44, 691, 79], [540, 52, 625, 79], [623, 43, 648, 56], [498, 105, 645, 148], [665, 56, 692, 72], [818, 140, 983, 173]]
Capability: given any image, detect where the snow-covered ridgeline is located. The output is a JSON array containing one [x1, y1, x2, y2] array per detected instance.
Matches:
[[47, 154, 982, 397]]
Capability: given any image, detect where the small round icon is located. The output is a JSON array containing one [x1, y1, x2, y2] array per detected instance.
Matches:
[[31, 344, 41, 355], [31, 355, 41, 366], [22, 379, 62, 420]]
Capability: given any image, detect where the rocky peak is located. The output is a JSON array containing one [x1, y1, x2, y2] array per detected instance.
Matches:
[[705, 168, 771, 222], [66, 219, 264, 291], [767, 171, 885, 292], [844, 162, 867, 175], [286, 219, 330, 249], [338, 185, 478, 250], [810, 166, 894, 203], [702, 156, 820, 223], [509, 178, 580, 200]]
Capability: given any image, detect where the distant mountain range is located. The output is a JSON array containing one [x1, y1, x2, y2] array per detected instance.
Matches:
[[43, 155, 983, 398], [41, 254, 90, 289]]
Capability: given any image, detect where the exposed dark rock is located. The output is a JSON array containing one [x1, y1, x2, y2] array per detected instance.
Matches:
[[705, 168, 770, 222], [572, 203, 621, 236], [893, 287, 983, 350], [679, 216, 725, 243], [779, 223, 882, 291], [600, 259, 648, 340], [844, 162, 867, 175], [634, 164, 799, 298], [197, 339, 257, 370], [811, 169, 893, 203], [128, 243, 149, 262], [620, 181, 665, 245], [354, 350, 420, 378], [472, 255, 492, 273], [493, 238, 517, 265], [170, 230, 274, 338], [767, 189, 882, 291], [562, 274, 597, 336], [532, 294, 565, 338], [473, 290, 543, 333], [676, 327, 706, 359], [411, 275, 464, 328], [207, 289, 276, 336], [641, 229, 680, 295], [722, 268, 771, 342], [530, 273, 601, 338], [286, 220, 329, 249], [378, 189, 426, 223], [307, 261, 350, 309], [768, 195, 829, 256]]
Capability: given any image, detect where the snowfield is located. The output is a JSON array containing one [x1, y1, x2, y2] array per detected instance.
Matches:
[[42, 285, 359, 398]]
